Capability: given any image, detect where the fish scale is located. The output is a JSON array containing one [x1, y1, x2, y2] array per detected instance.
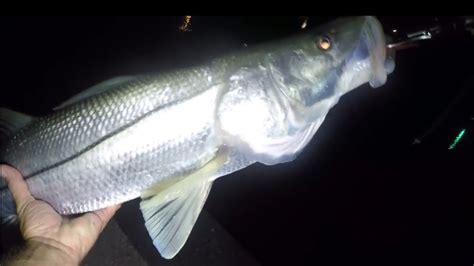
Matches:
[[1, 69, 218, 178], [24, 84, 221, 214]]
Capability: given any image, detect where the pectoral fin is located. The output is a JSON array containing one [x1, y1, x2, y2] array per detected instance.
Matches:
[[140, 181, 213, 259], [139, 148, 229, 259]]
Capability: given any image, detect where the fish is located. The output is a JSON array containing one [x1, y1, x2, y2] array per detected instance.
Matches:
[[0, 16, 394, 259]]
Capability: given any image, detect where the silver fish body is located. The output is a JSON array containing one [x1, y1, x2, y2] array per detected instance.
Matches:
[[1, 16, 394, 258], [2, 69, 232, 214]]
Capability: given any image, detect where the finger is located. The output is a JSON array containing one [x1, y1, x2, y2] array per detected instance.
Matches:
[[66, 204, 121, 260], [0, 164, 34, 212], [80, 204, 121, 235], [95, 204, 122, 225]]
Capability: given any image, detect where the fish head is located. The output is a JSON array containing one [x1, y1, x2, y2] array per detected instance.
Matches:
[[269, 16, 395, 124]]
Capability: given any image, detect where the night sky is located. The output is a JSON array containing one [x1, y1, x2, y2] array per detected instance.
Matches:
[[0, 16, 473, 265]]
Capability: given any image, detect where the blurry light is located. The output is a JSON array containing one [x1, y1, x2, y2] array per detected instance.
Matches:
[[299, 16, 308, 30], [392, 29, 397, 33], [179, 16, 192, 32], [301, 19, 307, 29], [448, 129, 466, 150]]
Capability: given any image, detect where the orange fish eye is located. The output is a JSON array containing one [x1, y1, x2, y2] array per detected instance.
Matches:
[[317, 36, 332, 51]]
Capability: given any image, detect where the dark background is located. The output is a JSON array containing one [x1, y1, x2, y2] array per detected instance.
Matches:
[[0, 16, 473, 265]]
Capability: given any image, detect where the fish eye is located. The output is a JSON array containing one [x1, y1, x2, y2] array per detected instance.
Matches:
[[317, 35, 332, 51]]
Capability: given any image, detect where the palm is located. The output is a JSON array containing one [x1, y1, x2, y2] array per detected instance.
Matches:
[[20, 199, 117, 261], [1, 164, 120, 263]]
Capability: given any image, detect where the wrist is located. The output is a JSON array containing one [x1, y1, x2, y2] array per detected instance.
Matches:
[[6, 238, 79, 266]]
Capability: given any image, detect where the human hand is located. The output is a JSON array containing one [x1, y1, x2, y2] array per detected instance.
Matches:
[[1, 164, 121, 265]]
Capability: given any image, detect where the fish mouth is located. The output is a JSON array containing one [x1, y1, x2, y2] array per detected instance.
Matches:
[[335, 16, 393, 92], [361, 16, 391, 88]]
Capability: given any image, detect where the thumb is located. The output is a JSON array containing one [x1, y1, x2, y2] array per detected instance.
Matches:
[[0, 164, 35, 216]]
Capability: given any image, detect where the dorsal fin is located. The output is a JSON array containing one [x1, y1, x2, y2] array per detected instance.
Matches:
[[53, 76, 135, 110]]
